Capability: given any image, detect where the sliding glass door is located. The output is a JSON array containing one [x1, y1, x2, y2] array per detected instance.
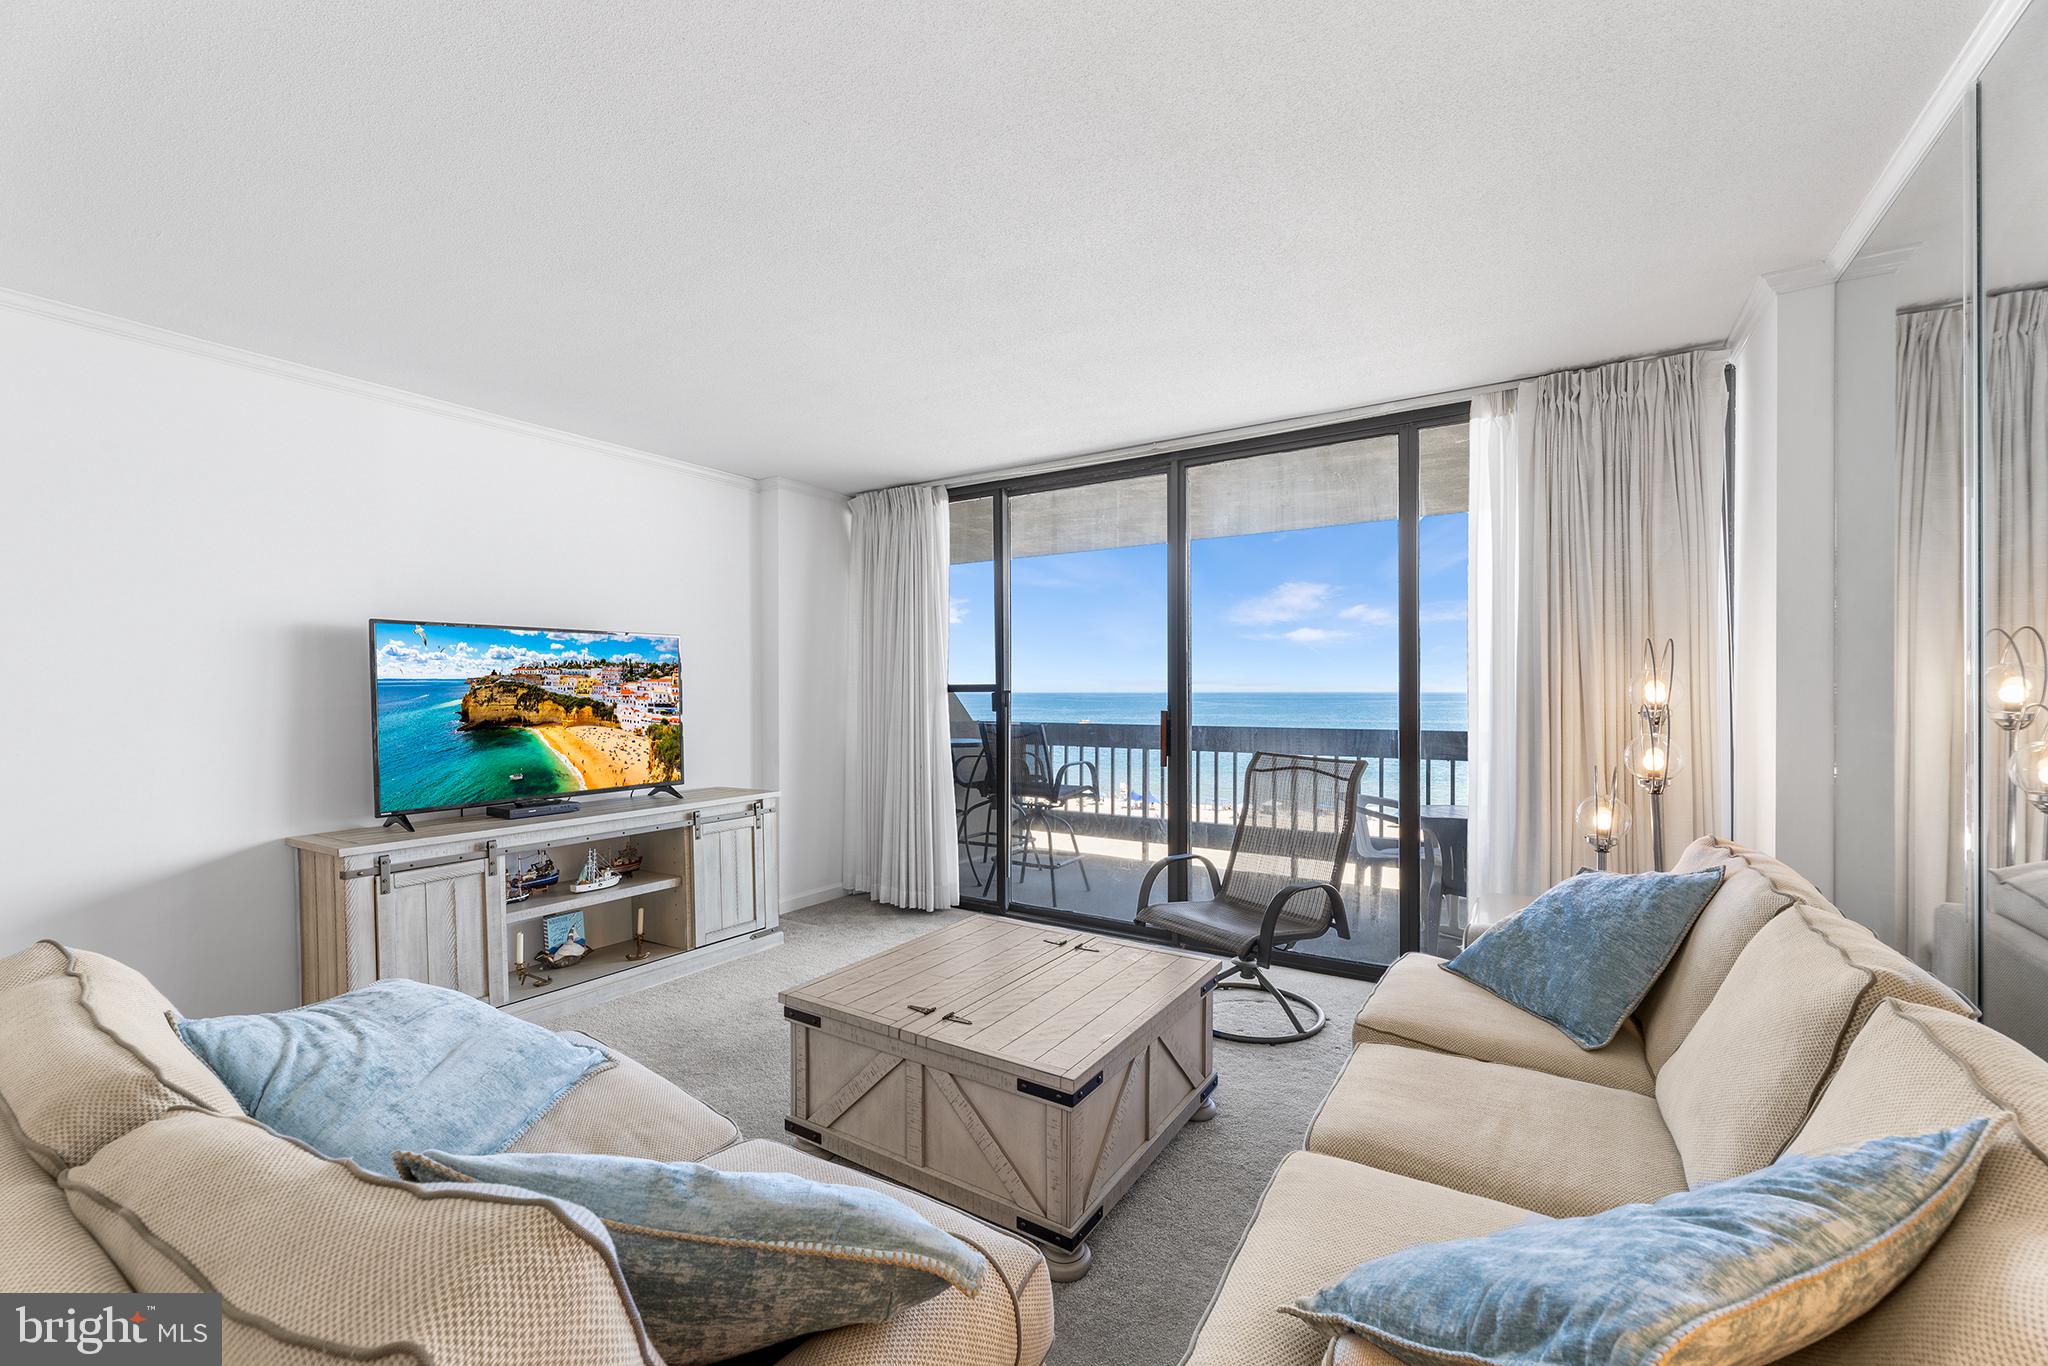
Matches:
[[949, 404, 1469, 979]]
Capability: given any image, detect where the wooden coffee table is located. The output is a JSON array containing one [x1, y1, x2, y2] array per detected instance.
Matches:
[[780, 918, 1219, 1279]]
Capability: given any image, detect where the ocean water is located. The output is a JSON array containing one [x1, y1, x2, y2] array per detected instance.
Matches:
[[965, 691, 1467, 731], [375, 679, 579, 813], [953, 691, 1471, 807]]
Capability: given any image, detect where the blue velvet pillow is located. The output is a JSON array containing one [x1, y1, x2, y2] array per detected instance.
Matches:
[[1442, 867, 1724, 1047], [176, 979, 609, 1175], [395, 1148, 986, 1366], [1285, 1118, 2003, 1366]]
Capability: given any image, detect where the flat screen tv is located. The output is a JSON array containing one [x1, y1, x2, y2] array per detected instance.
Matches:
[[370, 620, 683, 818]]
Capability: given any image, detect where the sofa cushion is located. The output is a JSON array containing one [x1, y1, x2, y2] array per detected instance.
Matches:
[[0, 1099, 128, 1293], [59, 1108, 657, 1366], [1673, 836, 1840, 917], [1305, 1044, 1686, 1218], [1656, 905, 1977, 1187], [1351, 954, 1655, 1095], [1776, 1001, 2048, 1364], [1442, 869, 1725, 1048], [1285, 1117, 2000, 1366], [1183, 1151, 1537, 1366], [706, 1138, 1053, 1366], [1636, 851, 1797, 1070], [509, 1031, 740, 1162], [395, 1148, 985, 1366], [0, 941, 241, 1172]]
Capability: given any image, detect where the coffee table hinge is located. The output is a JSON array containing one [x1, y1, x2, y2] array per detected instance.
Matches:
[[1018, 1071, 1104, 1107], [783, 1006, 821, 1028]]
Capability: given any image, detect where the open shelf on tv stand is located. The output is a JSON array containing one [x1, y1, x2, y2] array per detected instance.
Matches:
[[288, 788, 782, 1022]]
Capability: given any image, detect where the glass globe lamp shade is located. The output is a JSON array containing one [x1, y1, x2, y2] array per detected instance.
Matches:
[[2011, 739, 2048, 800], [1574, 794, 1632, 842], [1632, 664, 1676, 714], [1624, 731, 1686, 784], [1989, 652, 2033, 717]]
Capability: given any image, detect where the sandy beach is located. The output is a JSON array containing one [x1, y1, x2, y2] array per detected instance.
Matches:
[[535, 725, 653, 791]]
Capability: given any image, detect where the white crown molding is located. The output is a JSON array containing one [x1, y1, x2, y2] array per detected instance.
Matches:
[[1823, 0, 2033, 278], [1764, 262, 1837, 295], [1838, 244, 1922, 282], [1726, 277, 1777, 351], [0, 285, 761, 491], [758, 475, 850, 503]]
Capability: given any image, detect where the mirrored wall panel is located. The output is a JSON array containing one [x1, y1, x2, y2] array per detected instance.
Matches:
[[1834, 105, 1973, 998], [1978, 0, 2048, 1057]]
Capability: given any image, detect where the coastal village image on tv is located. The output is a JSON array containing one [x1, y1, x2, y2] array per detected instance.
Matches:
[[372, 622, 682, 813]]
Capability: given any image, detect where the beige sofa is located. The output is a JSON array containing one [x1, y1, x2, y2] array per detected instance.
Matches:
[[0, 940, 1052, 1366], [1182, 837, 2048, 1365]]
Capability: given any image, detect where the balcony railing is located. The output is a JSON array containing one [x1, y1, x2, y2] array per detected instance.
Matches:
[[1014, 721, 1467, 826]]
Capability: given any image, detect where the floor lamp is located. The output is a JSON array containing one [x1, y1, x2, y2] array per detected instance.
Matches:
[[1988, 626, 2047, 866], [1624, 638, 1683, 872]]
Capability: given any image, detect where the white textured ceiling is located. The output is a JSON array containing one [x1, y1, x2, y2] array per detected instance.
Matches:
[[0, 1, 1992, 492]]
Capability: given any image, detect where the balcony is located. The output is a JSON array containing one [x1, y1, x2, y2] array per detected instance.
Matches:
[[953, 721, 1468, 968]]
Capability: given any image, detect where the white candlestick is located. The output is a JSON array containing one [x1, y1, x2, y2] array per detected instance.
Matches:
[[636, 906, 645, 937], [515, 930, 525, 965]]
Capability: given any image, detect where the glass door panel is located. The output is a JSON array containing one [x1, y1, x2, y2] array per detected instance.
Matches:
[[1416, 421, 1472, 952], [1005, 474, 1171, 921], [947, 498, 1004, 903], [1186, 436, 1410, 966]]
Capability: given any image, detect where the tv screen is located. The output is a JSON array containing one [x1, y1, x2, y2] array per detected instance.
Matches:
[[371, 620, 683, 816]]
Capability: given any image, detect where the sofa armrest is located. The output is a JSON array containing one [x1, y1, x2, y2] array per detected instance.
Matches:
[[510, 1032, 741, 1163]]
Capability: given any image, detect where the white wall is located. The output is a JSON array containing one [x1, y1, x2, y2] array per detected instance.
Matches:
[[1831, 264, 1906, 945], [1728, 273, 1844, 908], [754, 479, 852, 910], [0, 299, 782, 1015]]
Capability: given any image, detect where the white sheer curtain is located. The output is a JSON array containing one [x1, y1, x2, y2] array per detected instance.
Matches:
[[1895, 303, 1968, 969], [1470, 352, 1729, 893], [842, 485, 960, 912]]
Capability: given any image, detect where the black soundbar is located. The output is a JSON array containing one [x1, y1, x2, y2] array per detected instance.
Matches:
[[485, 800, 581, 820]]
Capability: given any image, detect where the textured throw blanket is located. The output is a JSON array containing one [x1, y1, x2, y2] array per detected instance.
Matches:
[[177, 979, 611, 1174]]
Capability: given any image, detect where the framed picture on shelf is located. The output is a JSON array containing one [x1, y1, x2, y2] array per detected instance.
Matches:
[[543, 910, 586, 955]]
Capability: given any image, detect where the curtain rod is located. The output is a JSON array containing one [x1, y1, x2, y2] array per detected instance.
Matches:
[[865, 337, 1726, 496]]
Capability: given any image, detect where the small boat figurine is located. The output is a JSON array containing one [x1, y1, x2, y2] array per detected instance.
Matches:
[[517, 856, 559, 891], [535, 932, 589, 969], [573, 848, 621, 895], [504, 867, 530, 905], [609, 843, 643, 877]]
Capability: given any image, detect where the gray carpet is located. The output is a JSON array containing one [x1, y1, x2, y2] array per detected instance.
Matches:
[[560, 895, 1374, 1366]]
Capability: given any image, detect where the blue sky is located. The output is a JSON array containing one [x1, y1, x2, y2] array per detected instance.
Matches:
[[949, 513, 1468, 692], [373, 623, 680, 680]]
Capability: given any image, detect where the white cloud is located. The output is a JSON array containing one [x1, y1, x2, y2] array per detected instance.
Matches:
[[1339, 603, 1394, 626], [1280, 627, 1347, 644], [1420, 602, 1468, 624], [550, 641, 566, 649], [949, 596, 968, 626], [1228, 581, 1331, 626]]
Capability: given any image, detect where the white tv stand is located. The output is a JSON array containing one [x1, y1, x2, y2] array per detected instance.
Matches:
[[288, 788, 780, 1022]]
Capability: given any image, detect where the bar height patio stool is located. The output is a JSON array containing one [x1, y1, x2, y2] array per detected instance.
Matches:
[[1135, 752, 1365, 1044], [981, 721, 1099, 906]]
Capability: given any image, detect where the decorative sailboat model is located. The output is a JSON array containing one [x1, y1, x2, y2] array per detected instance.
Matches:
[[572, 848, 622, 895]]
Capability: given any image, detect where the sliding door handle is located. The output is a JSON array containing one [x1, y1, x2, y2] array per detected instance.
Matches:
[[1159, 710, 1171, 764]]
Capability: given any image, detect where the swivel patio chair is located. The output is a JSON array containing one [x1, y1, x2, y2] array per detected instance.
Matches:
[[1135, 752, 1365, 1043]]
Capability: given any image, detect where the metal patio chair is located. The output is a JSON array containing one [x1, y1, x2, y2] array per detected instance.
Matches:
[[1135, 752, 1364, 1044], [1353, 793, 1452, 954], [981, 721, 1099, 906]]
